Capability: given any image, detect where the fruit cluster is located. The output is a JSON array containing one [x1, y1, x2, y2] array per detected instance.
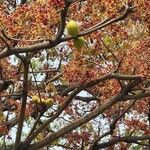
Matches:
[[66, 20, 85, 49], [31, 96, 54, 107]]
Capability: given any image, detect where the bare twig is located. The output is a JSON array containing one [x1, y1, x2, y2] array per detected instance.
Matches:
[[100, 38, 119, 63], [46, 73, 62, 84]]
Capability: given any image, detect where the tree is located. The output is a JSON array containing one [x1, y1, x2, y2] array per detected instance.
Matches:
[[0, 0, 150, 149]]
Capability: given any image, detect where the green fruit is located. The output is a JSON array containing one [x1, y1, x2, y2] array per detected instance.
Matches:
[[73, 37, 85, 49], [66, 20, 79, 37], [45, 98, 54, 107], [32, 96, 39, 103]]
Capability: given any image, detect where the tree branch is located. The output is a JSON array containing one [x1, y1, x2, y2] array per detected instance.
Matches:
[[55, 1, 71, 40], [0, 40, 55, 59], [94, 135, 150, 149], [74, 95, 99, 102], [14, 61, 29, 150], [61, 5, 136, 42], [122, 92, 150, 101]]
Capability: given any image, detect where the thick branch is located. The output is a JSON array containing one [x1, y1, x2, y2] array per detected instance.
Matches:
[[94, 135, 150, 149], [14, 61, 29, 150], [82, 73, 141, 89], [122, 92, 150, 101], [0, 41, 55, 59]]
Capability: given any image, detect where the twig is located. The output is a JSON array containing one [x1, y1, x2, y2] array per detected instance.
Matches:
[[1, 29, 49, 43], [100, 38, 119, 63], [19, 69, 58, 74], [30, 63, 42, 101], [55, 1, 71, 41], [45, 73, 62, 84]]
